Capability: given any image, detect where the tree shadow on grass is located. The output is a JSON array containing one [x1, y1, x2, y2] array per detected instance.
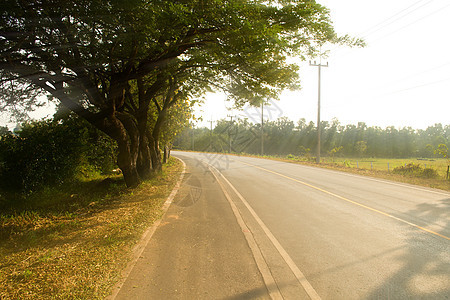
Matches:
[[0, 176, 131, 251], [0, 175, 127, 214]]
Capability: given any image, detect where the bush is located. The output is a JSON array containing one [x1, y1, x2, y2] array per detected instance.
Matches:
[[392, 163, 439, 179], [286, 154, 296, 160], [0, 115, 117, 192]]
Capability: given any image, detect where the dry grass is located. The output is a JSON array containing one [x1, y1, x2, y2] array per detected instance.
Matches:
[[0, 157, 183, 300]]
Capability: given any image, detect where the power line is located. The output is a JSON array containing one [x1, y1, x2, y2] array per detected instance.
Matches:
[[327, 0, 433, 56], [360, 0, 434, 38], [340, 77, 450, 106], [343, 61, 450, 97], [371, 2, 450, 43], [379, 77, 450, 97], [328, 0, 449, 59]]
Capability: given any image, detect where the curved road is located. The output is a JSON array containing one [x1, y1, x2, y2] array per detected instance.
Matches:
[[116, 151, 449, 299]]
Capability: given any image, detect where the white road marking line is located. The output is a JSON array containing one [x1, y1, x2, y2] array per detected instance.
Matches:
[[207, 164, 284, 300], [208, 164, 322, 300], [239, 157, 450, 197], [241, 161, 450, 241]]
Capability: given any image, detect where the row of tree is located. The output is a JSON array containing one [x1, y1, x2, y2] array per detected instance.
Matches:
[[174, 117, 450, 159], [1, 0, 362, 187]]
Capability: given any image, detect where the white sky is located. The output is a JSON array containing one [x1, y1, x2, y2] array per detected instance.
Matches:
[[196, 0, 450, 129], [2, 0, 449, 130]]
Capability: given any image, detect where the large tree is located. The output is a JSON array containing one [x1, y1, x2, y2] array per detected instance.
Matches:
[[0, 0, 359, 187]]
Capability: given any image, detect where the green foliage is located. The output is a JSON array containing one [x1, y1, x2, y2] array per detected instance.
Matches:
[[0, 116, 117, 193], [392, 163, 439, 179], [160, 98, 194, 147], [355, 141, 367, 157], [298, 146, 311, 156], [328, 146, 343, 158], [435, 144, 448, 159]]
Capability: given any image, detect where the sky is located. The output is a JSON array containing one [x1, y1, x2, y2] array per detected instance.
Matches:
[[1, 0, 449, 130], [196, 0, 450, 130]]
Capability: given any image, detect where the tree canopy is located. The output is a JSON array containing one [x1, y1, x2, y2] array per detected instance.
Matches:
[[0, 0, 358, 187]]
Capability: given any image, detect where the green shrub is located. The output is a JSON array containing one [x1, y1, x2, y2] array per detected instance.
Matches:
[[421, 167, 439, 178], [392, 163, 439, 179], [0, 115, 117, 193]]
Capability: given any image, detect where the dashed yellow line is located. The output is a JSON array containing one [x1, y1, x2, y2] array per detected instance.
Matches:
[[241, 161, 450, 241]]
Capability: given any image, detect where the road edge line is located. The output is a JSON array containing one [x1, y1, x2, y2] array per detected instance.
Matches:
[[207, 164, 283, 300], [107, 157, 186, 300], [215, 168, 322, 300], [210, 164, 321, 300]]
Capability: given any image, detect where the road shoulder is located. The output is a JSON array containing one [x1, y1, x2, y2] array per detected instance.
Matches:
[[113, 155, 270, 299]]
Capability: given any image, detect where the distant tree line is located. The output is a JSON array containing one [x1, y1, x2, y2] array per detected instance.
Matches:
[[174, 117, 450, 159]]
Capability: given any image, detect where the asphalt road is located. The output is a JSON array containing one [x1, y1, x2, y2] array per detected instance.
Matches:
[[115, 151, 449, 299]]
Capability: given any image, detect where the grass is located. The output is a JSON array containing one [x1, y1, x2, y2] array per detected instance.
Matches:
[[321, 157, 449, 177], [0, 157, 183, 300]]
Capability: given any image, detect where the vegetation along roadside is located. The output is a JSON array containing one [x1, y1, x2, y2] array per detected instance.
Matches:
[[0, 157, 183, 300]]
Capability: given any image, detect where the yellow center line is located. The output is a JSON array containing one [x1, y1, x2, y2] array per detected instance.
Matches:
[[241, 161, 450, 241]]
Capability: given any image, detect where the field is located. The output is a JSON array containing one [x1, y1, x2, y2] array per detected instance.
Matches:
[[321, 157, 449, 178]]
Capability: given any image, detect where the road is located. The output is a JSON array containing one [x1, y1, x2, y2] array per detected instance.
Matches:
[[114, 151, 449, 299]]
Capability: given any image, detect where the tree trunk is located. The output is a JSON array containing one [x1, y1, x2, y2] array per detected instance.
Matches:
[[136, 107, 153, 180], [149, 135, 162, 172], [111, 113, 141, 188], [136, 135, 153, 179], [150, 108, 168, 172], [163, 145, 168, 164], [117, 139, 140, 188]]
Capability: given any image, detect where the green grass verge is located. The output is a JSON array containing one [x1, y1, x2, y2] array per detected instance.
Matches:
[[0, 157, 183, 300]]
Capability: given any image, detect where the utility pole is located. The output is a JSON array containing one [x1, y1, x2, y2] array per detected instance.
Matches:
[[261, 102, 264, 156], [191, 124, 195, 151], [227, 115, 235, 153], [309, 60, 328, 164], [208, 118, 214, 151]]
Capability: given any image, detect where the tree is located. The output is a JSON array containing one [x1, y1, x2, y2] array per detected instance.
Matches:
[[1, 0, 357, 187], [0, 70, 46, 123], [355, 141, 367, 157], [435, 144, 448, 159], [160, 98, 195, 162]]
